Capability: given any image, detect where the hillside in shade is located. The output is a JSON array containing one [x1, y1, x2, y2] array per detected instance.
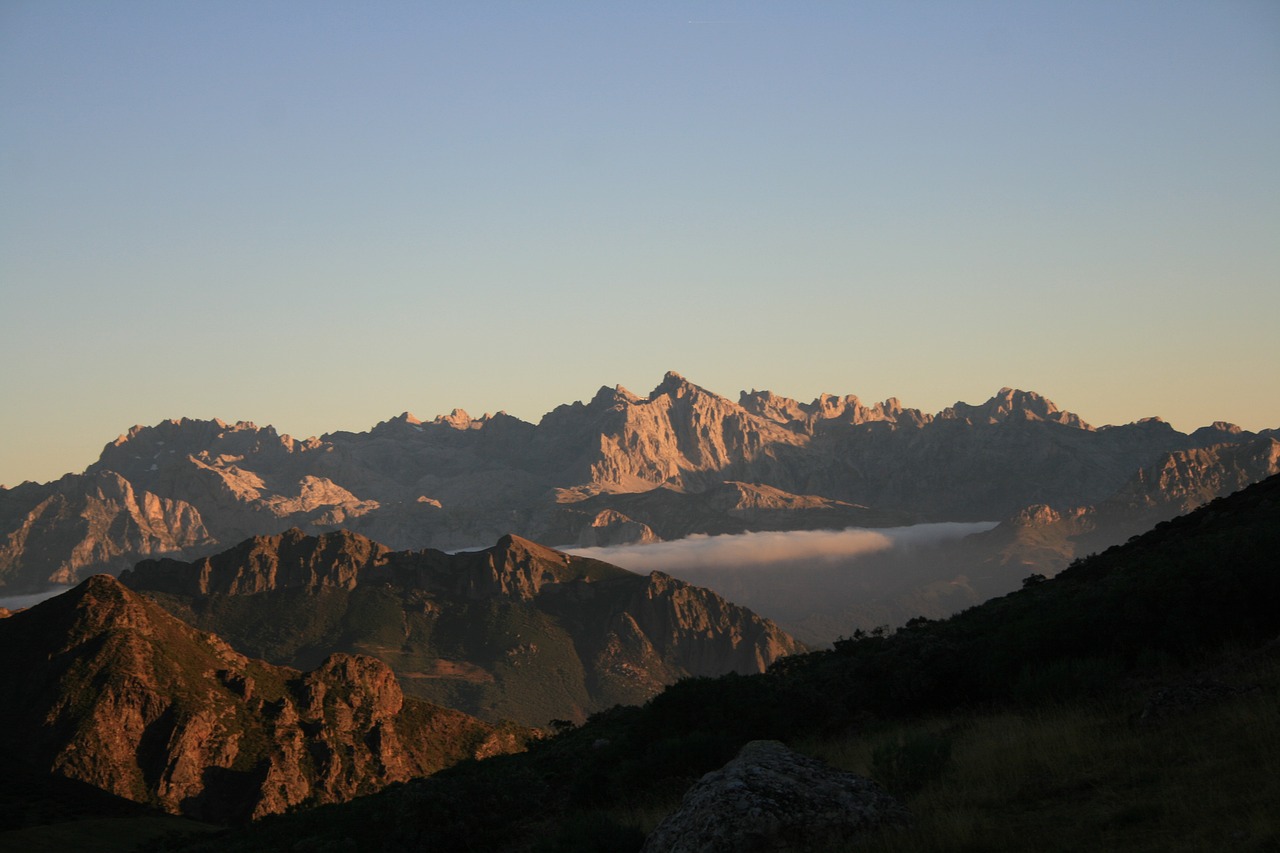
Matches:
[[121, 529, 804, 726], [143, 473, 1280, 853]]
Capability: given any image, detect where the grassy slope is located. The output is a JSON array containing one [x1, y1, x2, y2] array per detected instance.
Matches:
[[153, 474, 1280, 852], [842, 669, 1280, 853]]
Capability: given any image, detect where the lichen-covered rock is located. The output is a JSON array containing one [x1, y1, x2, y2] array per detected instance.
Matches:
[[642, 740, 908, 853]]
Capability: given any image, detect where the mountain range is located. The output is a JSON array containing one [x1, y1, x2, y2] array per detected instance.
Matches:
[[3, 372, 1275, 597], [0, 573, 526, 824], [139, 472, 1280, 852], [0, 528, 801, 832], [119, 529, 803, 726]]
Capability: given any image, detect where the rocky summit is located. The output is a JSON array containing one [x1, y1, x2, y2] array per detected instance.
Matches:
[[1, 372, 1275, 593], [0, 574, 523, 823], [121, 530, 805, 726]]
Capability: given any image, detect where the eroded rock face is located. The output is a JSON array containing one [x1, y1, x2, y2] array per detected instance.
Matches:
[[124, 527, 390, 596], [0, 471, 212, 588], [642, 740, 908, 853], [123, 531, 806, 726], [3, 372, 1274, 593], [0, 575, 519, 823], [578, 509, 659, 547]]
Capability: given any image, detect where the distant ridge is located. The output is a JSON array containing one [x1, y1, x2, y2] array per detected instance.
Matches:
[[1, 372, 1275, 593], [122, 529, 805, 726]]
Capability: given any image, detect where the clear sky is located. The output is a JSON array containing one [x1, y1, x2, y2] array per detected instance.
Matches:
[[2, 1, 1278, 486]]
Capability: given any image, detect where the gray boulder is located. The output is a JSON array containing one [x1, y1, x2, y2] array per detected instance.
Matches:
[[642, 740, 908, 853]]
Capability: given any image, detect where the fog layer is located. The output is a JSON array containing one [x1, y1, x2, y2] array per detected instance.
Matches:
[[569, 523, 997, 646]]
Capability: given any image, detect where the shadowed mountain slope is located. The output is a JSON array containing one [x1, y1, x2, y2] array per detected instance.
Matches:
[[146, 475, 1280, 853], [122, 529, 804, 726]]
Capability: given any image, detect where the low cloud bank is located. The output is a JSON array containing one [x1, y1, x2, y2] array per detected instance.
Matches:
[[0, 585, 72, 612], [568, 522, 1001, 645], [567, 522, 996, 574]]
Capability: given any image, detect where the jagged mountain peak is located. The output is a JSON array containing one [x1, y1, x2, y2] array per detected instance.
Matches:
[[6, 372, 1274, 595], [109, 417, 264, 449], [434, 408, 481, 429], [738, 386, 929, 431], [122, 527, 391, 596], [94, 417, 316, 484], [35, 573, 156, 648], [1190, 421, 1248, 444], [940, 388, 1090, 429], [0, 571, 511, 823], [587, 384, 642, 408], [650, 370, 713, 401], [490, 532, 571, 564], [457, 532, 633, 600]]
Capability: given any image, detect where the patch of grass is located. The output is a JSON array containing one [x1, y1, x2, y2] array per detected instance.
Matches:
[[809, 659, 1280, 853], [0, 815, 218, 853], [869, 729, 954, 797]]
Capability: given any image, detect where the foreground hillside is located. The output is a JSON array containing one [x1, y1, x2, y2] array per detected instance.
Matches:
[[0, 576, 525, 825], [152, 473, 1280, 852], [3, 372, 1274, 593], [121, 530, 803, 726]]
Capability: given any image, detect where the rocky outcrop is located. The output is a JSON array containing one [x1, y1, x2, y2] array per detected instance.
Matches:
[[1109, 436, 1280, 514], [123, 527, 391, 596], [642, 740, 908, 853], [123, 531, 806, 726], [0, 575, 520, 823], [627, 572, 801, 676], [578, 509, 660, 547]]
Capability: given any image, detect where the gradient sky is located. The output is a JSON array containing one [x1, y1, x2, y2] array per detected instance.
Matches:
[[2, 1, 1278, 486]]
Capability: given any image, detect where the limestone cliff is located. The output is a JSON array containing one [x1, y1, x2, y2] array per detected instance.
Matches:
[[1, 372, 1273, 592], [0, 470, 212, 588]]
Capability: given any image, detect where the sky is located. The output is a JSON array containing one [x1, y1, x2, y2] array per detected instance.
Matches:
[[2, 1, 1278, 486]]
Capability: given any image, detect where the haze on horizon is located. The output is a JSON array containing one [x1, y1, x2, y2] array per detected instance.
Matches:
[[2, 1, 1278, 486]]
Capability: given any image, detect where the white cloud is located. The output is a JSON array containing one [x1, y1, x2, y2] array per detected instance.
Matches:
[[0, 585, 72, 612], [566, 522, 996, 574]]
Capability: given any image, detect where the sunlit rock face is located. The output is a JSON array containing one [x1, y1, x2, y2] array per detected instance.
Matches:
[[0, 575, 515, 823], [2, 372, 1274, 592]]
